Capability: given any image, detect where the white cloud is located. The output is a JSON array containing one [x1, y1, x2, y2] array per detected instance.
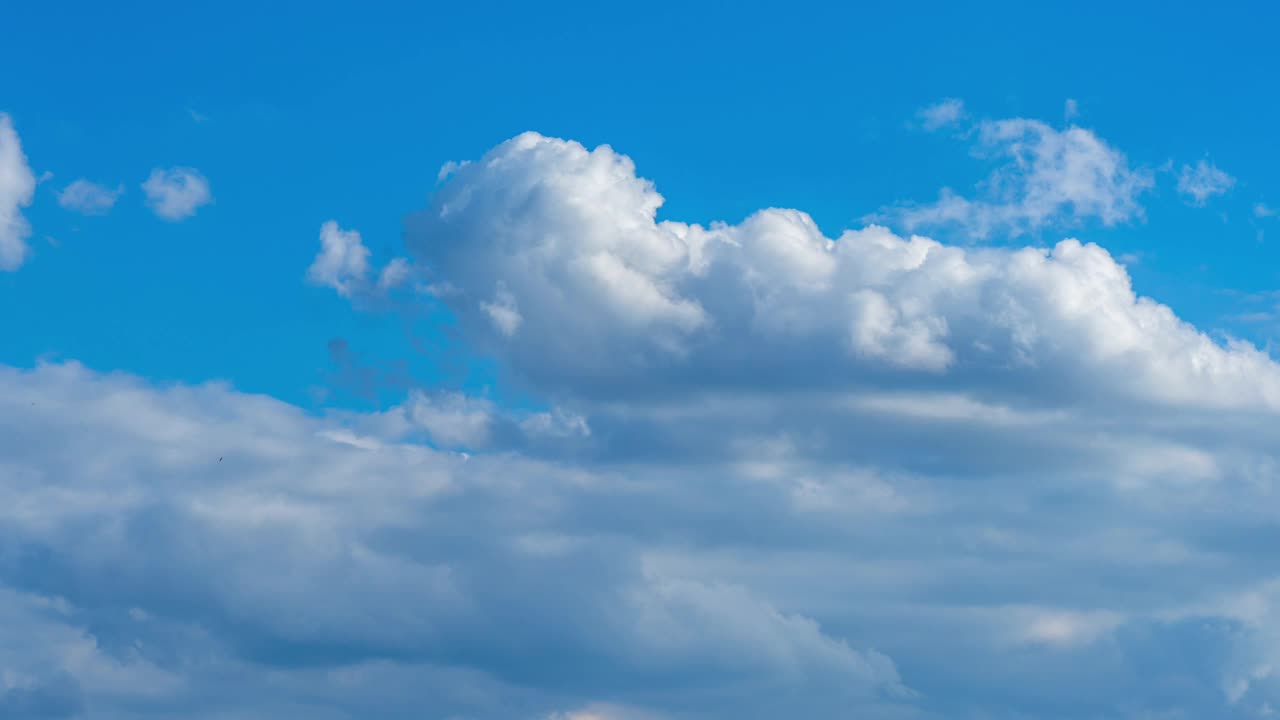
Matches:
[[404, 133, 1278, 414], [881, 116, 1154, 238], [377, 256, 413, 290], [1015, 608, 1124, 648], [1064, 98, 1080, 120], [403, 390, 495, 448], [847, 288, 952, 371], [22, 130, 1280, 718], [387, 388, 589, 450], [520, 407, 590, 439], [307, 221, 372, 297], [57, 179, 123, 215], [0, 361, 907, 719], [0, 113, 36, 271], [481, 284, 523, 336], [1178, 159, 1236, 206], [13, 349, 1280, 717], [141, 166, 212, 220], [917, 98, 965, 131], [1254, 202, 1275, 219], [307, 221, 413, 300], [438, 159, 470, 184]]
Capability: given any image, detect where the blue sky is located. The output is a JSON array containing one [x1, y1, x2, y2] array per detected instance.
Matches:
[[4, 2, 1280, 719]]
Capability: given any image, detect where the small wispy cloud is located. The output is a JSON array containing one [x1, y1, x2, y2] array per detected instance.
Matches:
[[57, 179, 124, 216], [878, 113, 1153, 239], [1176, 160, 1235, 206], [1255, 203, 1276, 219], [437, 160, 470, 184], [916, 98, 966, 131]]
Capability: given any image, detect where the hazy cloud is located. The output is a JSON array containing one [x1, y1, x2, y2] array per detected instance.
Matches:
[[57, 179, 123, 215], [1177, 159, 1236, 206], [141, 166, 212, 220]]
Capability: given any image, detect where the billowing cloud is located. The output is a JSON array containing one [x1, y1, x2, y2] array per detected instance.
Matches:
[[1177, 159, 1236, 206], [57, 179, 124, 215], [406, 133, 1275, 412], [141, 166, 212, 220], [879, 115, 1154, 238], [14, 130, 1280, 719], [0, 113, 36, 271], [0, 362, 907, 719]]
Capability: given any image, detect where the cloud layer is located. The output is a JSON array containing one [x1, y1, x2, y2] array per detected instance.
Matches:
[[0, 362, 909, 719], [9, 130, 1280, 719]]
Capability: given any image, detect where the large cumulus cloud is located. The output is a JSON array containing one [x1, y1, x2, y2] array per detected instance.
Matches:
[[10, 130, 1280, 719], [405, 132, 1280, 413]]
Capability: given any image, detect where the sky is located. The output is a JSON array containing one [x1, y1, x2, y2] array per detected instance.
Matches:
[[3, 1, 1280, 718]]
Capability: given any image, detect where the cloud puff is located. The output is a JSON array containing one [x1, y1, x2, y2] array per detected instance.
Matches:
[[917, 98, 965, 131], [0, 113, 36, 271], [880, 116, 1153, 238], [141, 166, 212, 220], [307, 221, 413, 301], [307, 221, 372, 297], [57, 179, 124, 215], [1177, 159, 1236, 206]]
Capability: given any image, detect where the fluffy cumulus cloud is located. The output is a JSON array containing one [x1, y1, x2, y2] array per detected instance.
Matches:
[[306, 221, 412, 300], [57, 179, 124, 216], [879, 116, 1154, 238], [14, 131, 1280, 719], [0, 113, 36, 271], [0, 362, 907, 719], [405, 133, 1278, 410], [141, 166, 212, 220], [307, 221, 372, 297], [1178, 159, 1236, 206]]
